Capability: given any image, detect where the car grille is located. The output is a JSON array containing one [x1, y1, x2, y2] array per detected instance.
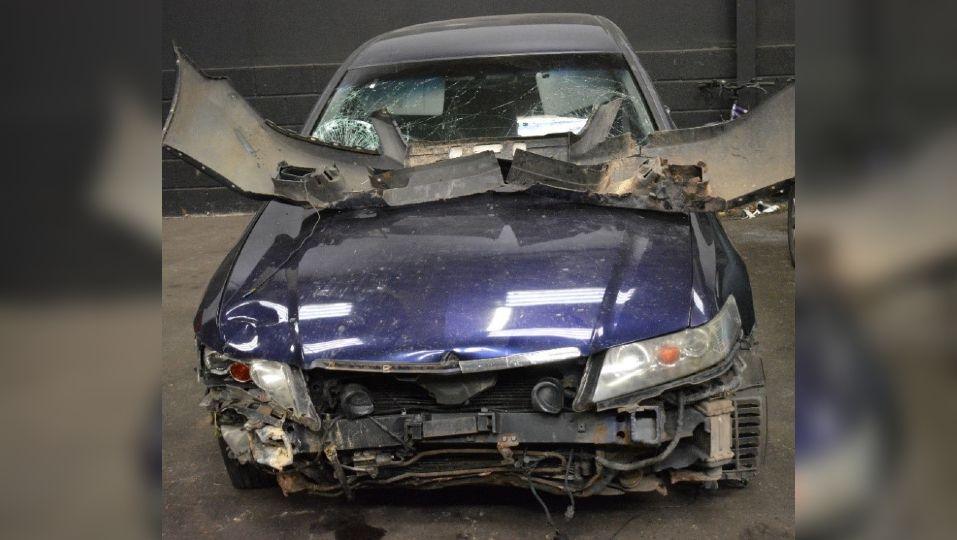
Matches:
[[309, 367, 575, 414], [363, 373, 544, 413]]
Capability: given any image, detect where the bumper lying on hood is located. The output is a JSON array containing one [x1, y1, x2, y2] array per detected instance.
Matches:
[[164, 49, 794, 213]]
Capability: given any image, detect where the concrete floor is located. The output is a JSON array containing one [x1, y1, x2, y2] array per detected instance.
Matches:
[[163, 210, 794, 539]]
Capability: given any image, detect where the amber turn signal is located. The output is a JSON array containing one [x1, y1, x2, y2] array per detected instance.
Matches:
[[656, 345, 680, 365], [228, 362, 251, 382]]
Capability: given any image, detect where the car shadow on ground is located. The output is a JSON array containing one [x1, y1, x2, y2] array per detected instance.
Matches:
[[281, 483, 720, 539]]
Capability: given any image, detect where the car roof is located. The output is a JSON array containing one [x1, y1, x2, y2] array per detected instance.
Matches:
[[349, 13, 624, 68]]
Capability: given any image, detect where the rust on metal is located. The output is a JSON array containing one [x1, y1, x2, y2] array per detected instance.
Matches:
[[164, 48, 794, 214]]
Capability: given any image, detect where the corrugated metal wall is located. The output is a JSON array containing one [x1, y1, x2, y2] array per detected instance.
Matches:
[[162, 0, 793, 215]]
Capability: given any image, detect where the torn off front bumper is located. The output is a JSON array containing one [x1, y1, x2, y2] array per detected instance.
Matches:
[[164, 49, 794, 214], [201, 346, 765, 497]]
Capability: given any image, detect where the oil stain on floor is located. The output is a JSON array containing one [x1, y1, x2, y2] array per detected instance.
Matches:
[[310, 512, 387, 540]]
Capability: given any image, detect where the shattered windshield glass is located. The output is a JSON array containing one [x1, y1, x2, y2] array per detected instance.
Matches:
[[312, 54, 656, 152]]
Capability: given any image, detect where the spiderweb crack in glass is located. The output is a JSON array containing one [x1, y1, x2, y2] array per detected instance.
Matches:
[[310, 54, 655, 152]]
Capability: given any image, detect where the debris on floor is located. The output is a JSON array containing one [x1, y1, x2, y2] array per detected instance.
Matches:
[[721, 199, 788, 220], [744, 201, 782, 218]]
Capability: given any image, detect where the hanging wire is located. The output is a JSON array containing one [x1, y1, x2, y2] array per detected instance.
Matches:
[[563, 448, 576, 521], [527, 470, 556, 532]]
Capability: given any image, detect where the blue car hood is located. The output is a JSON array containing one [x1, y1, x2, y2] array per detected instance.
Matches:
[[205, 194, 716, 367]]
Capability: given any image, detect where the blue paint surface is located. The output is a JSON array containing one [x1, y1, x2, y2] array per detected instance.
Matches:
[[199, 193, 722, 367]]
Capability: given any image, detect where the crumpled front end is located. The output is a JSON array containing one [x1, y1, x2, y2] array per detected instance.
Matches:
[[164, 49, 794, 214], [200, 336, 765, 497]]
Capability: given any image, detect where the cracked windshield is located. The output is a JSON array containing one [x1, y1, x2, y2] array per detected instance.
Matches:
[[311, 54, 656, 152]]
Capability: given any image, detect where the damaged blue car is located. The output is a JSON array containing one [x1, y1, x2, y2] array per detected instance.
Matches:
[[164, 13, 793, 497]]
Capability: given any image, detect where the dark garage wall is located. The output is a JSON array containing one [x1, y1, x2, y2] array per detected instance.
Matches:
[[162, 0, 794, 215]]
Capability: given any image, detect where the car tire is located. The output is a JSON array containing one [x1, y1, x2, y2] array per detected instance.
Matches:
[[217, 435, 276, 489]]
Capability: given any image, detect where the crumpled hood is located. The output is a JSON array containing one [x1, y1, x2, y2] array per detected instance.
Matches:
[[209, 193, 715, 367]]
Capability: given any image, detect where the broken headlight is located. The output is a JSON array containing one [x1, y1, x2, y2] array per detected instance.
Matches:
[[247, 360, 317, 419], [202, 348, 232, 375], [581, 296, 741, 407], [202, 349, 319, 425]]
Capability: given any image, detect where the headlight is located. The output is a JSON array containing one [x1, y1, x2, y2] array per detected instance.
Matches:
[[202, 349, 232, 375], [580, 296, 741, 408], [247, 361, 316, 419], [202, 350, 319, 426]]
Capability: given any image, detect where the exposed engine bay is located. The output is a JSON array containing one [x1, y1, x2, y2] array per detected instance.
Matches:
[[200, 343, 765, 498]]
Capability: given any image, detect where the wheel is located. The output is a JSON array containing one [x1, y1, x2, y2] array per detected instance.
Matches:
[[217, 435, 276, 489], [787, 184, 795, 267]]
